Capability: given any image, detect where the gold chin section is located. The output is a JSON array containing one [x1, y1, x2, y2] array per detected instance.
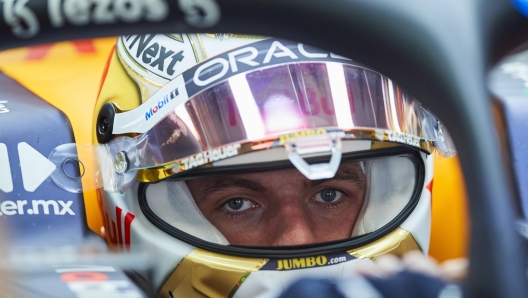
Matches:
[[348, 227, 421, 260], [159, 249, 267, 298]]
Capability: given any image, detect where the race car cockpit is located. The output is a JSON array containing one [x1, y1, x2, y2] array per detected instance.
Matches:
[[1, 0, 528, 297]]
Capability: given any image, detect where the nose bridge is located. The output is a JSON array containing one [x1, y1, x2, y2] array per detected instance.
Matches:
[[270, 198, 315, 246]]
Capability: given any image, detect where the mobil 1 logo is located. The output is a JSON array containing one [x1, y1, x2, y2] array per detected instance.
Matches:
[[120, 34, 197, 80], [182, 38, 352, 97]]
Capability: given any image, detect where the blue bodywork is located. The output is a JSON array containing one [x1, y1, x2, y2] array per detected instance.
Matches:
[[0, 72, 148, 297], [490, 50, 528, 219]]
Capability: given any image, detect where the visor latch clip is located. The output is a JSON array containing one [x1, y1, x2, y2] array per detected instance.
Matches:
[[284, 132, 343, 180]]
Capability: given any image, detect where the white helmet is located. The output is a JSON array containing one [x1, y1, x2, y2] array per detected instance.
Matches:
[[90, 33, 455, 297]]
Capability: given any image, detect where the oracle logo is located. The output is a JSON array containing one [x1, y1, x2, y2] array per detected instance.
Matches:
[[187, 39, 351, 91]]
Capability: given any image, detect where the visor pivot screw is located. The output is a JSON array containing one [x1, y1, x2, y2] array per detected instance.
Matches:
[[97, 103, 116, 144], [114, 151, 129, 174], [99, 117, 109, 133]]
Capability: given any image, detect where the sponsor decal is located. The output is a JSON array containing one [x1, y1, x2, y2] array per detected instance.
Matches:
[[182, 38, 353, 96], [145, 87, 179, 121], [103, 206, 135, 251], [0, 199, 75, 216], [47, 0, 169, 28], [181, 143, 241, 169], [276, 255, 327, 270], [387, 131, 421, 147], [121, 34, 193, 80], [261, 252, 354, 271], [56, 266, 144, 298], [1, 0, 39, 38], [0, 100, 9, 114], [2, 0, 219, 40], [178, 0, 220, 28], [113, 39, 355, 135], [113, 75, 189, 134], [279, 128, 328, 145]]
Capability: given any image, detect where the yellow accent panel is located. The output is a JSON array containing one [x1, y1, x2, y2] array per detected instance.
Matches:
[[0, 38, 118, 236], [159, 249, 267, 298], [348, 227, 420, 260], [92, 48, 142, 140], [429, 156, 469, 261]]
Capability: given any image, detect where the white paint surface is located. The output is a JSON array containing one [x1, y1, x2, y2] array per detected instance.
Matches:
[[18, 142, 56, 192], [0, 143, 13, 193]]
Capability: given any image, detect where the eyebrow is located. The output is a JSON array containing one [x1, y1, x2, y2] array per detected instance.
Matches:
[[196, 165, 365, 201], [197, 178, 268, 201]]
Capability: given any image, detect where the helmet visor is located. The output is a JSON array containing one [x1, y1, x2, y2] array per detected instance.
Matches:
[[105, 61, 453, 184], [140, 149, 424, 248]]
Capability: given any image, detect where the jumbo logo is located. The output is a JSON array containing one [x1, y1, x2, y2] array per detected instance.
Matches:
[[103, 206, 135, 252], [276, 255, 328, 270], [187, 39, 351, 90], [145, 87, 179, 121], [279, 128, 328, 145]]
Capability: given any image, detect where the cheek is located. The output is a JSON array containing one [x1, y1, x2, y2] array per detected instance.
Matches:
[[312, 195, 365, 240], [215, 222, 269, 246], [202, 211, 269, 246]]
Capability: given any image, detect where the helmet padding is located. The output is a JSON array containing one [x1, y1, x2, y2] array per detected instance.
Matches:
[[147, 155, 416, 243], [146, 181, 229, 244], [352, 157, 415, 236]]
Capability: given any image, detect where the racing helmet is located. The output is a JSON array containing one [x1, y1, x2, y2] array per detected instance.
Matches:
[[92, 34, 456, 297]]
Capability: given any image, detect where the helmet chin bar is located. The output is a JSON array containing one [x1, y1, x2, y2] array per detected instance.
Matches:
[[284, 133, 343, 180]]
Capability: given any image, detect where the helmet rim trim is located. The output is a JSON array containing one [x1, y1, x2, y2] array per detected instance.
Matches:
[[137, 148, 425, 259]]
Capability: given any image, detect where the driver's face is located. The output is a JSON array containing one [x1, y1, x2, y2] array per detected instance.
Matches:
[[186, 162, 366, 246]]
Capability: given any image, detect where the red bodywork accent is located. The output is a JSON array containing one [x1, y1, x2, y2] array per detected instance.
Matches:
[[97, 44, 116, 99], [102, 206, 135, 252], [124, 212, 136, 251], [25, 44, 53, 60], [25, 40, 96, 61], [60, 272, 109, 282], [116, 206, 123, 249], [426, 179, 434, 193], [71, 40, 96, 53]]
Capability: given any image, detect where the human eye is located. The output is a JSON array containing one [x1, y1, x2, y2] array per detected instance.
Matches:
[[223, 197, 259, 212], [313, 189, 343, 204]]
